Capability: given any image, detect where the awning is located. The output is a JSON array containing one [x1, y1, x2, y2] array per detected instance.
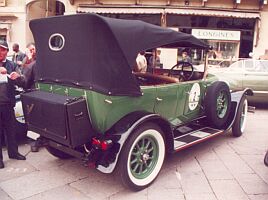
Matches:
[[77, 6, 163, 14], [0, 13, 17, 19], [165, 8, 260, 19], [77, 6, 260, 19]]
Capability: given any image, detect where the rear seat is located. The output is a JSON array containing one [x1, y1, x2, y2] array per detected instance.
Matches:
[[134, 72, 179, 84]]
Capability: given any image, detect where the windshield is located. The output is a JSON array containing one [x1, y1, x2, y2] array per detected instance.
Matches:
[[149, 47, 206, 71]]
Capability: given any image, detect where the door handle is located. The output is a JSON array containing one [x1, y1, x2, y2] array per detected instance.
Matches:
[[156, 97, 163, 101], [104, 99, 112, 104]]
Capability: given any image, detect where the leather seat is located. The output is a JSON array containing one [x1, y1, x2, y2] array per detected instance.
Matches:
[[134, 72, 179, 84]]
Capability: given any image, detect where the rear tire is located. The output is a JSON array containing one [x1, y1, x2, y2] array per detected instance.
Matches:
[[205, 81, 231, 128], [232, 95, 248, 137], [118, 123, 165, 191], [46, 146, 73, 159]]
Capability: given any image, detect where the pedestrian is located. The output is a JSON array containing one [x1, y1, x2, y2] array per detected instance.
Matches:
[[19, 45, 43, 152], [12, 43, 25, 70], [0, 40, 26, 169], [21, 43, 36, 71], [134, 51, 147, 73], [181, 50, 192, 63], [155, 49, 162, 68]]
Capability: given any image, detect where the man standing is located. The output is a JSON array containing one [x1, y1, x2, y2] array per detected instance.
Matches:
[[12, 43, 25, 69], [22, 43, 36, 70], [0, 40, 26, 169], [135, 51, 147, 73]]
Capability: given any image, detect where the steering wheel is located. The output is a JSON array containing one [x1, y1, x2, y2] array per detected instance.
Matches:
[[168, 61, 194, 81]]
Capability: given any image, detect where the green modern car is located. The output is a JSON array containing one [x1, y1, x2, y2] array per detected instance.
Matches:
[[212, 59, 268, 104], [21, 13, 251, 191]]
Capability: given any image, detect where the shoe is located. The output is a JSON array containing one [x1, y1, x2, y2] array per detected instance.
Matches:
[[9, 153, 26, 160], [0, 160, 4, 169]]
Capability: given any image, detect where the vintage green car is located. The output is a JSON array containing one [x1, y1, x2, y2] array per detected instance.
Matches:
[[21, 13, 251, 191]]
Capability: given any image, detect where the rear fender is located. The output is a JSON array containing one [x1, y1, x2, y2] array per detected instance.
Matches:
[[96, 111, 173, 173]]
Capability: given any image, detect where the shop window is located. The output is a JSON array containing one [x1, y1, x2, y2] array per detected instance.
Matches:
[[206, 40, 239, 68], [208, 41, 239, 60]]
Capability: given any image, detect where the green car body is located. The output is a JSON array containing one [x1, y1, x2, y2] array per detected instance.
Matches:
[[37, 79, 214, 134]]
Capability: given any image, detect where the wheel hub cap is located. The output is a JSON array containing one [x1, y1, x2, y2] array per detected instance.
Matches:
[[142, 153, 150, 162], [217, 91, 228, 118]]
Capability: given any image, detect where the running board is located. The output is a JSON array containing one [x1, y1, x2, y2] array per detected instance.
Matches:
[[173, 126, 224, 151]]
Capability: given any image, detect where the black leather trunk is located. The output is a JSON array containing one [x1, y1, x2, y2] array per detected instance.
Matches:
[[21, 90, 93, 148]]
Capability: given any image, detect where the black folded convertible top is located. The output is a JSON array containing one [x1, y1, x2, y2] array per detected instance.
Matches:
[[30, 13, 209, 96]]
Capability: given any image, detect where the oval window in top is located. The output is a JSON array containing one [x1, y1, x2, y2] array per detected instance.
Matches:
[[49, 33, 65, 51]]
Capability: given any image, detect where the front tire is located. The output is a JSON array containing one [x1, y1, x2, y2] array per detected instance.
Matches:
[[232, 95, 248, 137], [118, 123, 165, 191]]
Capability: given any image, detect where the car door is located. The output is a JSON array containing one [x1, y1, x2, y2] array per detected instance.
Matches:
[[243, 60, 268, 100], [154, 84, 179, 121], [154, 81, 205, 126]]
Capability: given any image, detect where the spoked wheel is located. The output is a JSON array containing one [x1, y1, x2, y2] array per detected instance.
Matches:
[[205, 81, 231, 128], [118, 123, 165, 191], [232, 95, 248, 137]]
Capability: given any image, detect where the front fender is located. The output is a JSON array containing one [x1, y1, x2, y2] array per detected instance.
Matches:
[[96, 111, 171, 173], [225, 88, 253, 130]]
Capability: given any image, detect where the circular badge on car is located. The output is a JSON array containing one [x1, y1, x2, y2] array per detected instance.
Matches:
[[188, 83, 200, 111]]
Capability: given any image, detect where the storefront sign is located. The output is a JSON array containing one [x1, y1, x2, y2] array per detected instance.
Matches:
[[192, 29, 241, 41]]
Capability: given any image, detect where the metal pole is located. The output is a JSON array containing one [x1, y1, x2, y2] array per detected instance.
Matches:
[[46, 0, 49, 17]]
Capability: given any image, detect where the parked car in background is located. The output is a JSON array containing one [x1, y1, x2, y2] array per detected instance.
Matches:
[[212, 59, 268, 104], [208, 59, 235, 69]]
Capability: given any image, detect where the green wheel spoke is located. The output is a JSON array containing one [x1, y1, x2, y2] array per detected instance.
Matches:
[[144, 161, 148, 168], [145, 140, 151, 149], [133, 163, 139, 172], [148, 156, 153, 160], [141, 138, 145, 148], [147, 147, 154, 153], [131, 151, 139, 156], [130, 158, 138, 165], [136, 143, 141, 150]]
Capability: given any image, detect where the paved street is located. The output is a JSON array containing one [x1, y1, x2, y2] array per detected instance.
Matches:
[[0, 107, 268, 200]]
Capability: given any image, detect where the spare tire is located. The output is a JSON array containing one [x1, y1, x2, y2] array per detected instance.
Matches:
[[205, 81, 231, 129]]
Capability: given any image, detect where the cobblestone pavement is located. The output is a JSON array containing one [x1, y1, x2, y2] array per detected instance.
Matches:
[[0, 108, 268, 200]]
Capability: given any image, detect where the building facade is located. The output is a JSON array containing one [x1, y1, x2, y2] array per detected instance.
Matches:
[[0, 0, 267, 59]]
